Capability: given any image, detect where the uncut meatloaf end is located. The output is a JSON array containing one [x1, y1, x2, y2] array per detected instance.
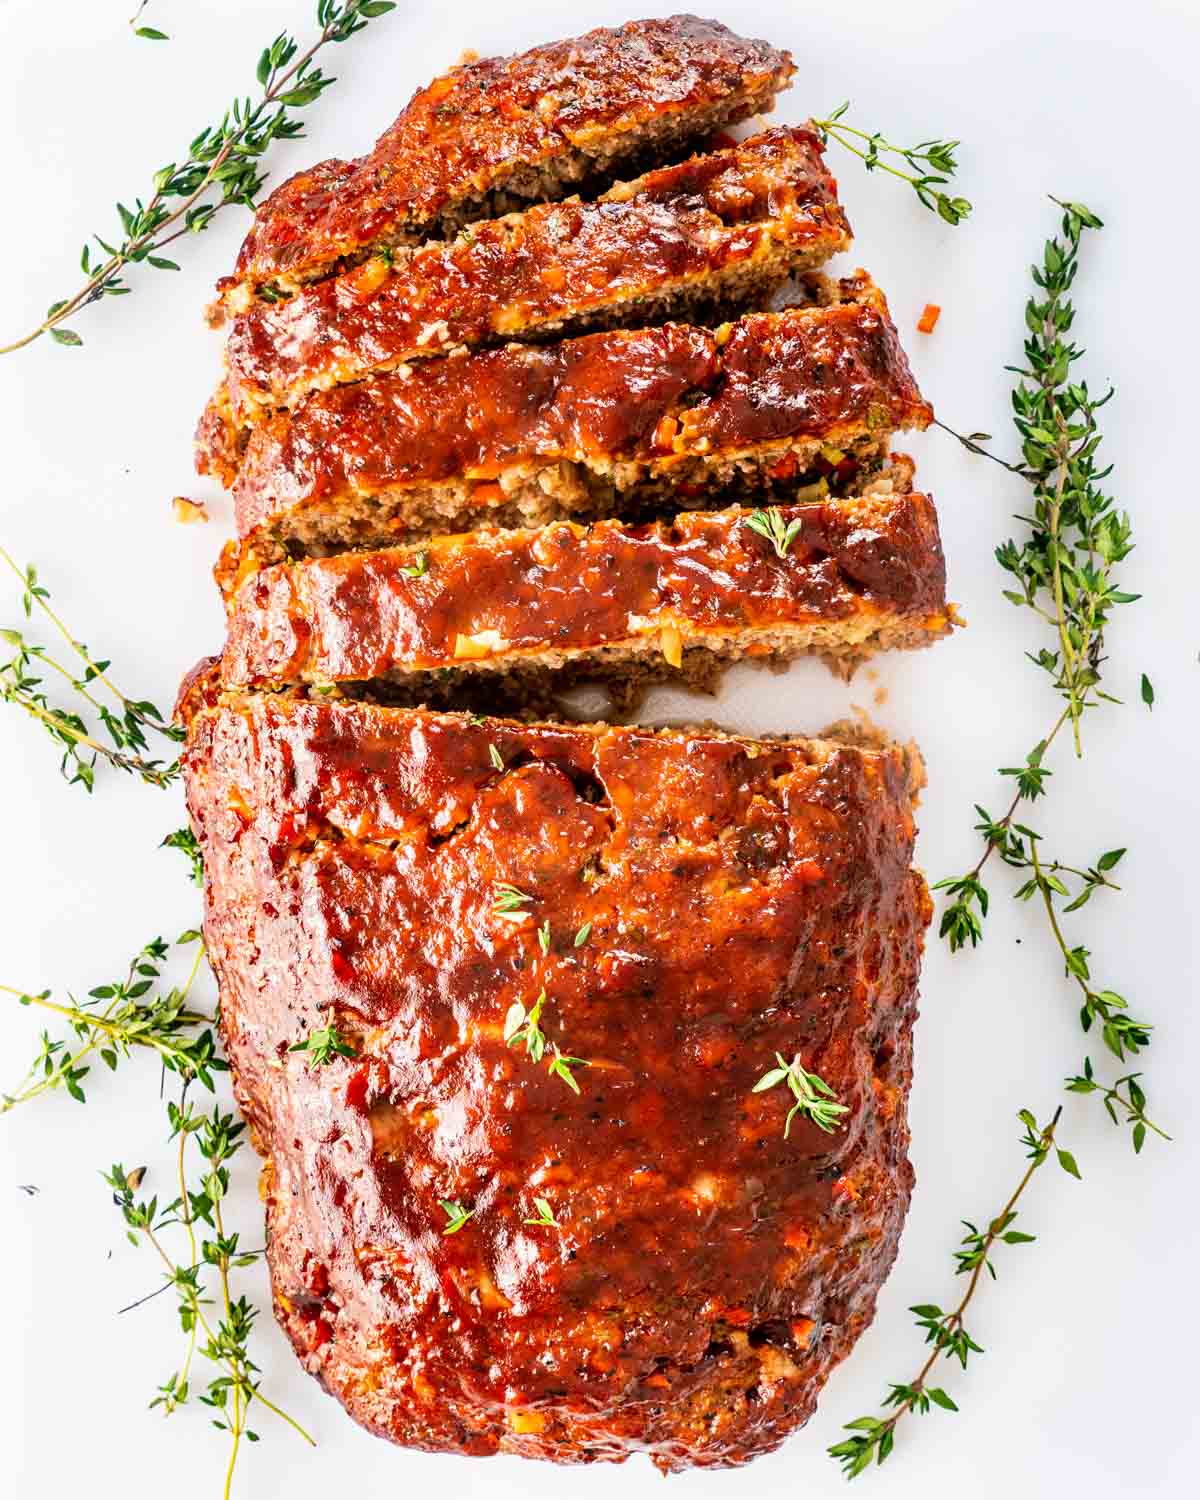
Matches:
[[216, 126, 852, 428], [181, 690, 928, 1469], [206, 273, 932, 550], [216, 460, 954, 696], [222, 15, 795, 299]]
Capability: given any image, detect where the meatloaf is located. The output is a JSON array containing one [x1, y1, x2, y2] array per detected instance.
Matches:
[[217, 127, 852, 428], [182, 691, 928, 1469], [217, 463, 951, 695], [204, 274, 931, 551], [223, 16, 794, 298]]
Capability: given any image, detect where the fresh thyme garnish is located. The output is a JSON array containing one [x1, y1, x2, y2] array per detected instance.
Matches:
[[547, 1044, 589, 1095], [439, 1199, 475, 1235], [744, 507, 802, 560], [523, 1196, 560, 1229], [830, 1108, 1071, 1476], [752, 1052, 849, 1136], [813, 103, 971, 225], [492, 882, 533, 915], [488, 742, 505, 771], [1, 932, 223, 1112], [288, 1019, 356, 1067], [504, 993, 590, 1093], [1, 548, 182, 790], [399, 551, 430, 579], [163, 826, 205, 886], [504, 992, 547, 1061], [1064, 1057, 1168, 1154], [1, 1, 397, 354], [1140, 673, 1154, 710], [573, 922, 592, 948], [105, 1094, 314, 1497], [537, 920, 551, 955], [932, 200, 1165, 1139]]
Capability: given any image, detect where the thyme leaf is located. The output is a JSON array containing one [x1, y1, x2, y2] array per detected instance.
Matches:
[[288, 1020, 356, 1067], [439, 1199, 475, 1235], [744, 507, 802, 560]]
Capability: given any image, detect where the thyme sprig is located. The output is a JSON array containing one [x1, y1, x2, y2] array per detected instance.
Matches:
[[931, 201, 1164, 1135], [1, 548, 182, 790], [439, 1199, 475, 1235], [289, 1018, 356, 1067], [164, 826, 205, 886], [504, 992, 591, 1094], [830, 1108, 1071, 1477], [105, 1094, 314, 1500], [744, 507, 802, 559], [493, 882, 533, 915], [1, 1, 397, 355], [813, 103, 971, 225], [524, 1196, 561, 1229], [752, 1053, 848, 1136], [1, 932, 222, 1112]]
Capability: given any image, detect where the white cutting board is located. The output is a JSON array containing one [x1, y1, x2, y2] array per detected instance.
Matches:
[[1, 1, 1197, 1496]]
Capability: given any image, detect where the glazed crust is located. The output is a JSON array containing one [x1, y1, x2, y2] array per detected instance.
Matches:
[[227, 16, 794, 293], [184, 695, 927, 1469], [213, 275, 932, 545], [218, 128, 851, 426], [218, 478, 950, 689]]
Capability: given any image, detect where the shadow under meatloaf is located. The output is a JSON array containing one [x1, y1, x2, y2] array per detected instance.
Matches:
[[222, 15, 795, 300], [214, 126, 852, 430], [181, 688, 928, 1469], [217, 459, 953, 707], [203, 274, 932, 560]]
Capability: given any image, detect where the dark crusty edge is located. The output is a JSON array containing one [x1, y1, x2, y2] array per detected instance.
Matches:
[[215, 126, 851, 428], [217, 462, 953, 699], [204, 273, 932, 557], [224, 15, 795, 298]]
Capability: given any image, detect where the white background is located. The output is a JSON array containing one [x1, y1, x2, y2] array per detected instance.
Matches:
[[1, 0, 1197, 1495]]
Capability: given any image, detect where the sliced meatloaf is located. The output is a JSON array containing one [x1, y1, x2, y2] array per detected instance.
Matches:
[[201, 275, 932, 553], [217, 461, 951, 695], [223, 16, 794, 299], [217, 127, 852, 428], [182, 690, 927, 1469]]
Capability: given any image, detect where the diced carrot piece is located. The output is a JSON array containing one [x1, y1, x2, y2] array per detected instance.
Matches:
[[917, 303, 941, 334]]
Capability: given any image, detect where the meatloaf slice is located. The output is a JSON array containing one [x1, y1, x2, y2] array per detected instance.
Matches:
[[223, 16, 794, 298], [202, 274, 931, 553], [182, 690, 927, 1469], [216, 127, 851, 428], [217, 462, 951, 698]]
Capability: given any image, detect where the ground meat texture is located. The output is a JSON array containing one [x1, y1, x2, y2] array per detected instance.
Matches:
[[182, 694, 928, 1470], [216, 127, 851, 427], [223, 16, 795, 296], [206, 275, 932, 550], [216, 472, 952, 691]]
